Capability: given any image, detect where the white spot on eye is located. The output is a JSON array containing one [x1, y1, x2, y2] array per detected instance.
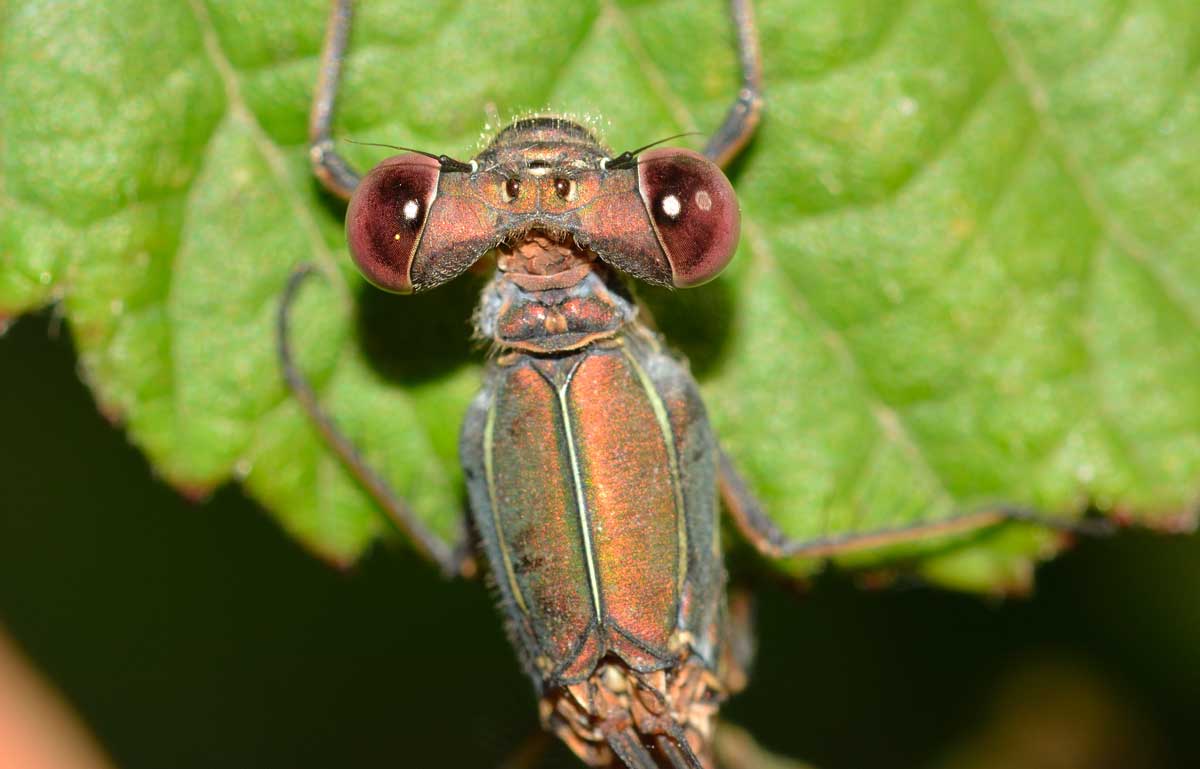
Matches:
[[402, 199, 420, 220], [694, 190, 712, 211], [661, 194, 682, 218]]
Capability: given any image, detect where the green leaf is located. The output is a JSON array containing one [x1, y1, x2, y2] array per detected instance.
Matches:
[[2, 0, 1197, 587]]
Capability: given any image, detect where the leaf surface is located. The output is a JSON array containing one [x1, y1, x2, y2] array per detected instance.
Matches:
[[2, 0, 1197, 587]]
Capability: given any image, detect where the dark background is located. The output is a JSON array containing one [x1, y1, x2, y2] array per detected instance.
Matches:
[[1, 312, 1198, 769]]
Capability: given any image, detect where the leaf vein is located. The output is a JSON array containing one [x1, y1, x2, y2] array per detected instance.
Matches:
[[774, 71, 1004, 220], [976, 0, 1200, 332], [743, 221, 956, 512], [602, 0, 700, 134], [187, 0, 343, 292], [863, 71, 1004, 213], [187, 0, 457, 534], [536, 4, 603, 110], [849, 116, 1042, 408], [611, 0, 963, 515]]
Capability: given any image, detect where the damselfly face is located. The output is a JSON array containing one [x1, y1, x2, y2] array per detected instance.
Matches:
[[346, 116, 740, 294]]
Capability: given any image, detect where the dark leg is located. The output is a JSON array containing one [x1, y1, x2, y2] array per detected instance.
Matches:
[[605, 728, 659, 769], [718, 448, 1112, 561], [310, 0, 361, 200], [277, 263, 475, 578], [704, 0, 764, 169], [654, 732, 707, 769]]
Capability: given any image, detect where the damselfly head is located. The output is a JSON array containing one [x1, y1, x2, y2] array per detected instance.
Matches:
[[345, 115, 740, 294]]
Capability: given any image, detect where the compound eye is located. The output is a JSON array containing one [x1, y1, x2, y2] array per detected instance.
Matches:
[[637, 148, 740, 287], [346, 153, 440, 294]]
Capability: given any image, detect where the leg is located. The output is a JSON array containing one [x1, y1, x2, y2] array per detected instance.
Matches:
[[310, 0, 361, 200], [704, 0, 764, 169], [606, 728, 659, 769], [277, 263, 475, 578], [718, 448, 1112, 561], [654, 732, 707, 769]]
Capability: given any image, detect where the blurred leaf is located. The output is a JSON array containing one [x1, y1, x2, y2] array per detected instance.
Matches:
[[1, 0, 1197, 584], [931, 658, 1166, 769]]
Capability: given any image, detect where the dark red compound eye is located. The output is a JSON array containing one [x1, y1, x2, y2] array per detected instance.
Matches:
[[346, 153, 440, 294], [636, 148, 740, 288]]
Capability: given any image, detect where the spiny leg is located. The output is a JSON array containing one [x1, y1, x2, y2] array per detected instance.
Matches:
[[605, 728, 660, 769], [704, 0, 764, 169], [718, 447, 1112, 561], [277, 263, 475, 578], [310, 0, 361, 200], [654, 732, 708, 769]]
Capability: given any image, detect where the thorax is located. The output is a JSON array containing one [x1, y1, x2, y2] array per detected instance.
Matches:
[[474, 234, 639, 354]]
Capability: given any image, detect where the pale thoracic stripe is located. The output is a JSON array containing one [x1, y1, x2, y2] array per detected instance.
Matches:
[[484, 401, 528, 614], [556, 379, 604, 623]]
